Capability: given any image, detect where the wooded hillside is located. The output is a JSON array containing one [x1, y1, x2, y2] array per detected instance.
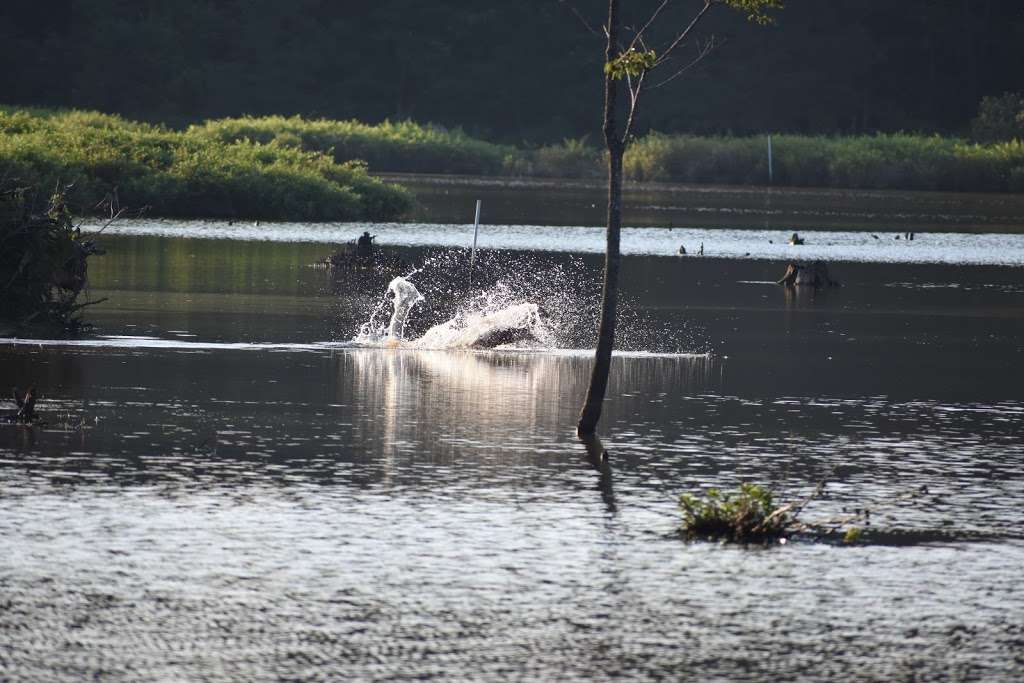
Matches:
[[2, 1, 1022, 143]]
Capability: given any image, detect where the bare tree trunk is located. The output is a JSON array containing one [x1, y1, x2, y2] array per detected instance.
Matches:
[[577, 0, 622, 437]]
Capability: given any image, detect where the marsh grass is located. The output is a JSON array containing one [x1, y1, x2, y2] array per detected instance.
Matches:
[[4, 107, 1021, 204], [0, 109, 412, 220], [624, 132, 1024, 192], [190, 115, 514, 176], [504, 138, 605, 178]]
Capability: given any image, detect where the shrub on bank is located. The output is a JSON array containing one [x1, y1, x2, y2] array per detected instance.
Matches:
[[504, 138, 604, 178], [623, 133, 767, 185], [0, 109, 411, 220], [4, 107, 1021, 196], [189, 115, 514, 176], [621, 132, 1024, 192]]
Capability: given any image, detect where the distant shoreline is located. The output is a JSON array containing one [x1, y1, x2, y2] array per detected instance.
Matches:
[[2, 108, 1022, 225]]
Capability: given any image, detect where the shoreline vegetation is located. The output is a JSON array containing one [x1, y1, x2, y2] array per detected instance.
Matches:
[[1, 185, 102, 332], [2, 107, 1022, 222], [0, 108, 413, 222]]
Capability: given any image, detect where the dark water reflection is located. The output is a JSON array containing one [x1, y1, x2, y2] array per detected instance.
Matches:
[[2, 235, 1023, 680], [386, 172, 1024, 232]]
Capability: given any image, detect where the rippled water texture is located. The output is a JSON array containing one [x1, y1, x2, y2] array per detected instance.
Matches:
[[2, 225, 1023, 680]]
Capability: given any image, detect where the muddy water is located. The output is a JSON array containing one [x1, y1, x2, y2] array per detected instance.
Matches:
[[1, 232, 1023, 681]]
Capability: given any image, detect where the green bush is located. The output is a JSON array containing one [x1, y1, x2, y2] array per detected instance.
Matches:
[[505, 138, 604, 178], [622, 131, 1024, 192], [624, 134, 767, 185], [5, 107, 1021, 198], [970, 92, 1024, 143], [0, 108, 412, 220], [188, 115, 514, 175]]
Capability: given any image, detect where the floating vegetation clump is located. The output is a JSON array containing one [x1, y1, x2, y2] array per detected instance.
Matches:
[[679, 481, 897, 545], [680, 483, 794, 543]]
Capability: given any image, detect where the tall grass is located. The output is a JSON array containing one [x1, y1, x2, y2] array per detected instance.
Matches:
[[0, 109, 412, 220], [623, 132, 1024, 193], [3, 107, 1021, 199], [190, 115, 514, 176], [503, 137, 605, 179]]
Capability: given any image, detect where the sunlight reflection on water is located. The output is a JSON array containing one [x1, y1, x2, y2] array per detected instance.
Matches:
[[3, 228, 1023, 679], [92, 219, 1024, 266]]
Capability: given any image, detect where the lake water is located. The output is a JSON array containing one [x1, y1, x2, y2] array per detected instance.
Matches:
[[2, 196, 1024, 680]]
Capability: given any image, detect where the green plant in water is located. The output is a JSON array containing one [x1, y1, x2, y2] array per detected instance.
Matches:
[[679, 483, 793, 542], [842, 526, 864, 544], [0, 185, 105, 332]]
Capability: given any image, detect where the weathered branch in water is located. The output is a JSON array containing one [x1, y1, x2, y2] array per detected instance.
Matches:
[[6, 386, 39, 424]]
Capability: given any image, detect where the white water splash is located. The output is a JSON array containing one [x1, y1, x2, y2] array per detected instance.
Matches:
[[355, 276, 550, 350], [386, 277, 425, 341]]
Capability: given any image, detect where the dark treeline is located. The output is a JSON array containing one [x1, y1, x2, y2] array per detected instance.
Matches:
[[2, 0, 1022, 143]]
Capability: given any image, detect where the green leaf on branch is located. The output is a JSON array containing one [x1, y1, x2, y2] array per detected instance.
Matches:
[[604, 48, 657, 80], [721, 0, 784, 25]]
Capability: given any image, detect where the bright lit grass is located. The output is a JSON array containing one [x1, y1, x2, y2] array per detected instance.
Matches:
[[189, 115, 514, 176], [0, 108, 411, 220]]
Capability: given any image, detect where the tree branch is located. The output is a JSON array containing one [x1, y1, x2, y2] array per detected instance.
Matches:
[[627, 0, 671, 52], [654, 0, 714, 67], [651, 36, 721, 88], [622, 70, 647, 142], [559, 0, 604, 38]]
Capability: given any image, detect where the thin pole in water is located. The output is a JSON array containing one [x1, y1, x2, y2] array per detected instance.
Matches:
[[469, 199, 482, 280], [767, 134, 774, 185]]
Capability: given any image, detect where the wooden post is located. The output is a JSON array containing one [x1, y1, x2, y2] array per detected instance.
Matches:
[[469, 199, 482, 281], [767, 134, 774, 184]]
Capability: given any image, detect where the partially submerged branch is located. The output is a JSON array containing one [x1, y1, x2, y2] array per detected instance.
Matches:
[[0, 184, 108, 331], [5, 386, 39, 424], [680, 480, 931, 544]]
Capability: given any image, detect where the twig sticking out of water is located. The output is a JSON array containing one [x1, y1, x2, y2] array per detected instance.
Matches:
[[5, 386, 40, 424]]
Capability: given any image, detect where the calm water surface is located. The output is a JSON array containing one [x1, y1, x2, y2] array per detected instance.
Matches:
[[1, 225, 1023, 680]]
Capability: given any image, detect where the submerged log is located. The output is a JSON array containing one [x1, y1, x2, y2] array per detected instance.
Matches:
[[777, 261, 840, 288]]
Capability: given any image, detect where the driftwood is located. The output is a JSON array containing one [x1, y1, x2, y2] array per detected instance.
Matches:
[[4, 386, 39, 424], [777, 261, 840, 288]]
